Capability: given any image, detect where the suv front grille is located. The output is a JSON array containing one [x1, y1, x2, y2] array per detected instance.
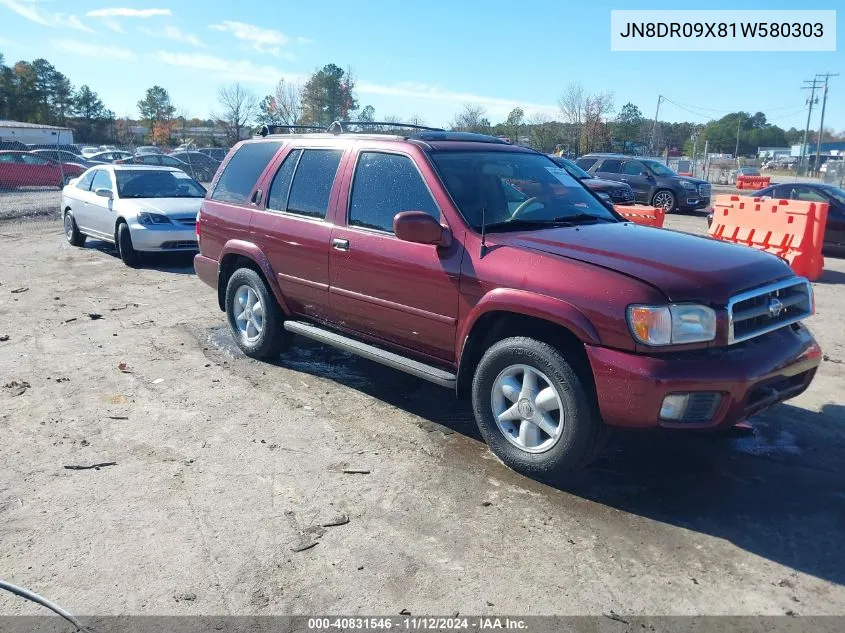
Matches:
[[728, 278, 812, 344], [698, 183, 711, 197]]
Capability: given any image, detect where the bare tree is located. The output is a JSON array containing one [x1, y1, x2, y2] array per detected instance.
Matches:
[[450, 104, 490, 133], [558, 82, 585, 151], [527, 112, 557, 153], [273, 79, 302, 125], [213, 82, 259, 144], [582, 92, 615, 153]]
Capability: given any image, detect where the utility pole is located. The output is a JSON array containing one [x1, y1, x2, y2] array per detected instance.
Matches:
[[814, 73, 838, 176], [734, 114, 743, 165], [800, 78, 823, 174], [649, 95, 662, 156]]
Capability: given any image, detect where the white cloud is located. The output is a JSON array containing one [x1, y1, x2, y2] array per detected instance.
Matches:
[[356, 80, 558, 119], [140, 25, 204, 47], [0, 0, 95, 32], [52, 39, 137, 61], [86, 8, 171, 18], [102, 18, 125, 34], [208, 21, 291, 56], [152, 50, 301, 85]]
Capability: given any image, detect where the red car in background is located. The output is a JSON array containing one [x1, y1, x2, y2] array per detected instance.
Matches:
[[0, 151, 86, 189]]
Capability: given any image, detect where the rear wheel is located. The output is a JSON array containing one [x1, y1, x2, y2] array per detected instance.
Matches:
[[224, 268, 290, 360], [471, 337, 604, 476], [64, 211, 86, 247], [117, 222, 139, 267]]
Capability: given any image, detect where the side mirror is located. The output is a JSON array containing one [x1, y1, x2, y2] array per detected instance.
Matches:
[[95, 187, 113, 199], [393, 211, 451, 247]]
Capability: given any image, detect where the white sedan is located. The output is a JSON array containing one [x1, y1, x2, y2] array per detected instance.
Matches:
[[61, 165, 205, 267]]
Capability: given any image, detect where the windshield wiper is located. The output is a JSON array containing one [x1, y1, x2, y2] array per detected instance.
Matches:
[[552, 213, 614, 224], [482, 218, 575, 232]]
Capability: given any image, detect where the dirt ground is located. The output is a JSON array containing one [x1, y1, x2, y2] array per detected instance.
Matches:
[[1, 211, 844, 618]]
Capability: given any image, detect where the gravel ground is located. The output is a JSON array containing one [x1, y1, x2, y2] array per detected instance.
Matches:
[[0, 210, 843, 618]]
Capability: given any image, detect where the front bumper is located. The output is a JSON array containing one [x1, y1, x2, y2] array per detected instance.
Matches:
[[586, 323, 821, 429], [680, 195, 710, 210], [129, 221, 198, 252]]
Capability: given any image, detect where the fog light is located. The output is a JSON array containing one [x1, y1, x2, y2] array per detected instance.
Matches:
[[660, 392, 722, 422]]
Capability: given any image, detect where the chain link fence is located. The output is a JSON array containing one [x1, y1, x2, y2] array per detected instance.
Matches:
[[1, 137, 226, 223]]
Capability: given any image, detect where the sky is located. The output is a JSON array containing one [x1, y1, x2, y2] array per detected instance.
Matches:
[[0, 0, 842, 131]]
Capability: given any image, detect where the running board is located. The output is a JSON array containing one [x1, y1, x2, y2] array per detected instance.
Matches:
[[283, 321, 456, 388]]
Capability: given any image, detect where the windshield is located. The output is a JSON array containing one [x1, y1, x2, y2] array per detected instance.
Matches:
[[822, 186, 845, 205], [430, 151, 618, 231], [642, 160, 676, 177], [552, 156, 593, 180], [115, 170, 206, 199]]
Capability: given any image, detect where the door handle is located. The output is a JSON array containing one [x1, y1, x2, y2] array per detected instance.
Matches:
[[332, 238, 349, 251]]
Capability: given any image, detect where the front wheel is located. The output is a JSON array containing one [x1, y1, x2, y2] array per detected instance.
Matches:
[[652, 190, 676, 213], [117, 222, 139, 267], [471, 337, 604, 477]]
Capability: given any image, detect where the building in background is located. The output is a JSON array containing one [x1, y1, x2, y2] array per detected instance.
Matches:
[[0, 120, 74, 145]]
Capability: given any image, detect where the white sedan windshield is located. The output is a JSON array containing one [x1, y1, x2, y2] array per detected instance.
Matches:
[[116, 170, 206, 199]]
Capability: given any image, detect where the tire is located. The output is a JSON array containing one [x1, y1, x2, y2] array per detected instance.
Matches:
[[652, 189, 676, 213], [471, 337, 604, 477], [224, 267, 290, 360], [116, 222, 139, 268], [64, 211, 86, 247]]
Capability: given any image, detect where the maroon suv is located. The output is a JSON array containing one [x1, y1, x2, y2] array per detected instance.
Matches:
[[194, 125, 821, 476]]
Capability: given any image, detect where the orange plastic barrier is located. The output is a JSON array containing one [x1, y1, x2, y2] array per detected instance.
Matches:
[[708, 194, 829, 280], [614, 205, 665, 228], [736, 175, 771, 190]]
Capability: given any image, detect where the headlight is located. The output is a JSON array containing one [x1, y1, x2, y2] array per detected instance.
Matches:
[[680, 181, 697, 190], [596, 191, 611, 200], [627, 304, 717, 345], [137, 212, 172, 225]]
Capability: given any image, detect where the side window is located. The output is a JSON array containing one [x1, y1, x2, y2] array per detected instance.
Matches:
[[597, 159, 622, 174], [769, 185, 787, 199], [624, 161, 644, 175], [575, 158, 597, 171], [76, 171, 96, 190], [266, 149, 302, 212], [285, 149, 343, 219], [0, 153, 18, 163], [141, 155, 160, 165], [349, 152, 439, 233], [22, 154, 50, 165], [794, 187, 827, 202], [91, 170, 112, 191], [211, 141, 283, 205]]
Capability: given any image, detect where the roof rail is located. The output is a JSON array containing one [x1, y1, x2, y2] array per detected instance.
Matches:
[[258, 124, 325, 137], [327, 120, 445, 135]]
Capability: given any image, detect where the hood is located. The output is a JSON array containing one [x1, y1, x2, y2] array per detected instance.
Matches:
[[496, 223, 793, 304], [582, 177, 631, 191], [675, 176, 708, 186], [118, 197, 202, 219]]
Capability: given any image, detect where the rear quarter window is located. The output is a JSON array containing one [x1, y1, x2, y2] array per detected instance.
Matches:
[[211, 141, 283, 205]]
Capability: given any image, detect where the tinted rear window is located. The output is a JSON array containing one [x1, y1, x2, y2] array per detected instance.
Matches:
[[596, 159, 622, 173], [211, 141, 283, 205], [575, 158, 597, 170]]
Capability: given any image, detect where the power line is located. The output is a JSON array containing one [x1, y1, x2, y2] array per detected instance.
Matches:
[[660, 97, 804, 114]]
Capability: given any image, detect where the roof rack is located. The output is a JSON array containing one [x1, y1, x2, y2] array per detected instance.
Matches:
[[327, 121, 445, 135], [258, 124, 326, 137]]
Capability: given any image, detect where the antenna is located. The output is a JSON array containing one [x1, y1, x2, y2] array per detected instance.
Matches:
[[479, 204, 488, 258]]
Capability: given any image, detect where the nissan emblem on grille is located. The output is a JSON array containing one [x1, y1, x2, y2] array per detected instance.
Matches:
[[768, 297, 784, 318]]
